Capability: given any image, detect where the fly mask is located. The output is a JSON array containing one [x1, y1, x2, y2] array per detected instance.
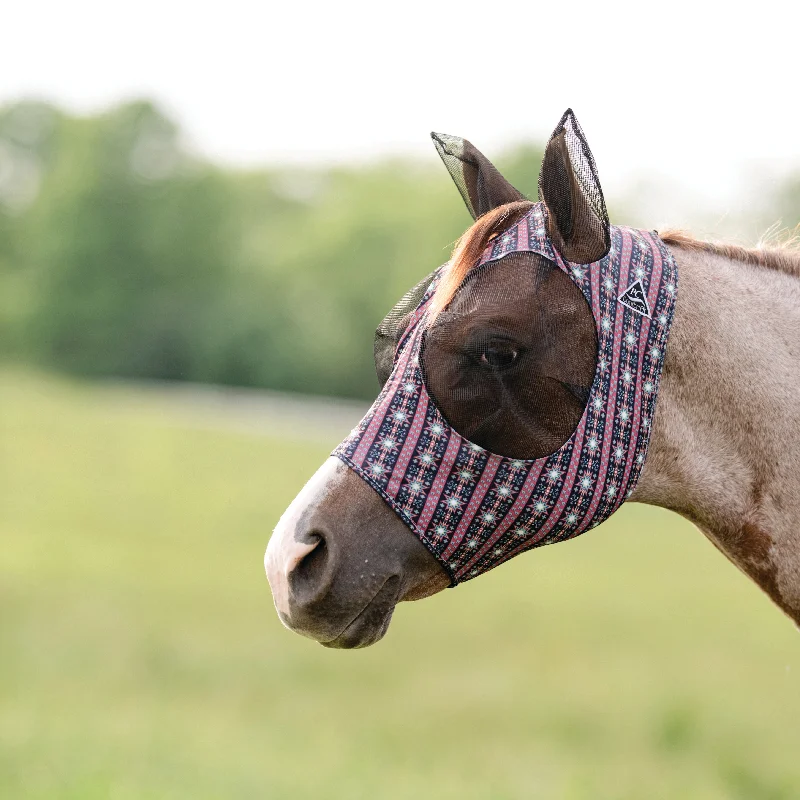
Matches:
[[333, 110, 678, 585]]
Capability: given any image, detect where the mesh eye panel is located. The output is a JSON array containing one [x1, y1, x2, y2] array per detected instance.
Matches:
[[421, 252, 597, 460], [374, 271, 437, 387]]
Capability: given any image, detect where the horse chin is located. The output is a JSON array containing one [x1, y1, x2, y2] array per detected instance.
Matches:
[[320, 576, 400, 649]]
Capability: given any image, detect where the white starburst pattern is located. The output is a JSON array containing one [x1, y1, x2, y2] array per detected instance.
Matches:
[[493, 547, 504, 557], [566, 512, 578, 525], [635, 266, 646, 280], [580, 476, 592, 490], [392, 410, 409, 424], [380, 437, 397, 450], [650, 346, 661, 359], [592, 397, 604, 411], [598, 358, 609, 371], [402, 381, 417, 394], [496, 485, 512, 498], [624, 332, 636, 347], [408, 479, 424, 494], [606, 484, 617, 498], [666, 282, 676, 295], [429, 422, 445, 437], [466, 538, 479, 549], [482, 511, 496, 524], [436, 526, 450, 539], [636, 453, 644, 464], [601, 316, 612, 332], [445, 495, 462, 510], [643, 380, 654, 393], [458, 469, 474, 482], [418, 452, 435, 466], [534, 500, 547, 514], [369, 462, 385, 477], [511, 459, 526, 470], [619, 408, 630, 422], [603, 277, 614, 292], [658, 314, 668, 326], [614, 447, 624, 461], [641, 417, 650, 429], [587, 437, 599, 451], [514, 526, 529, 538], [622, 370, 632, 384], [571, 265, 587, 282], [547, 468, 561, 482]]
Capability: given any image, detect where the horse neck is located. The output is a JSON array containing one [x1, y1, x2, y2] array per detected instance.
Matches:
[[630, 244, 800, 624]]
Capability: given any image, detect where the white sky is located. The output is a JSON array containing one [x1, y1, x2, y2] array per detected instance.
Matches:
[[2, 0, 799, 232]]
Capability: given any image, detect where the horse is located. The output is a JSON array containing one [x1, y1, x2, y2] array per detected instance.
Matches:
[[265, 110, 800, 648]]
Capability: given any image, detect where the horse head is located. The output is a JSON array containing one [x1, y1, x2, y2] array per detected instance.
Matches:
[[265, 110, 678, 647]]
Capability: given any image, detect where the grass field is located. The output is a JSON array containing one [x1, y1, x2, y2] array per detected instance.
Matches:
[[2, 370, 799, 799]]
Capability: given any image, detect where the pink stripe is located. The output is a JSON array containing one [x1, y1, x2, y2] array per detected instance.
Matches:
[[386, 392, 428, 499], [352, 340, 414, 465], [516, 215, 529, 252], [578, 230, 633, 526], [442, 457, 501, 559], [459, 460, 546, 572], [416, 433, 461, 530], [618, 231, 663, 493]]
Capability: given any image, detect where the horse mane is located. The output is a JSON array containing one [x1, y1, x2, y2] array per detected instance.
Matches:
[[430, 205, 800, 319], [429, 201, 534, 318], [659, 228, 800, 280]]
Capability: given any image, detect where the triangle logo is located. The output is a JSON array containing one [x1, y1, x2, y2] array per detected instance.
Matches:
[[618, 279, 651, 318]]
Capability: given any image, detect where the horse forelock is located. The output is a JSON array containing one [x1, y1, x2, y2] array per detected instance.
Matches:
[[429, 201, 534, 319]]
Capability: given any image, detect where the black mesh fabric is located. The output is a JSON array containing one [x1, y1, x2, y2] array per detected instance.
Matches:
[[430, 133, 525, 220], [420, 251, 597, 460], [374, 271, 437, 387], [538, 109, 610, 264]]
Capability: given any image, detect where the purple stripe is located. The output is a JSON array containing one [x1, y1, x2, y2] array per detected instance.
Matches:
[[416, 433, 461, 530], [577, 229, 633, 526], [618, 232, 662, 493], [386, 391, 428, 499], [352, 342, 413, 465], [459, 460, 546, 572], [442, 456, 501, 559]]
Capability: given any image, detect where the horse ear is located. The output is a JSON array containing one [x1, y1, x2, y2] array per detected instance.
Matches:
[[538, 109, 610, 264], [431, 132, 525, 220]]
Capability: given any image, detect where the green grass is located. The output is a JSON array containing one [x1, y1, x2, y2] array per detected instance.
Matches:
[[2, 370, 799, 799]]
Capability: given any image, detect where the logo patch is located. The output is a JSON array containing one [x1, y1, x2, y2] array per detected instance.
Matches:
[[618, 279, 651, 317]]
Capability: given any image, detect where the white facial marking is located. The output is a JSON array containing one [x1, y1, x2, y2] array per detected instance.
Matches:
[[265, 457, 342, 621]]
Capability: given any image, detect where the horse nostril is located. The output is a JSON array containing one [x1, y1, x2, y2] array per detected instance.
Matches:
[[288, 531, 330, 603]]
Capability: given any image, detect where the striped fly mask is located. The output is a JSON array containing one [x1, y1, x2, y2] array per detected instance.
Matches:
[[333, 109, 678, 585]]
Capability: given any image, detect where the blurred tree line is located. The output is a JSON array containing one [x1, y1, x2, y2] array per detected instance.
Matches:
[[3, 101, 798, 399], [0, 101, 545, 399]]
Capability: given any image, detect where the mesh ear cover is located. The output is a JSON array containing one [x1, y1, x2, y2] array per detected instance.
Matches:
[[431, 132, 526, 220], [421, 251, 598, 460], [538, 109, 610, 265], [374, 271, 437, 387]]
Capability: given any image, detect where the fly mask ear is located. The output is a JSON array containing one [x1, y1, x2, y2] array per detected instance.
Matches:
[[431, 132, 526, 219], [538, 109, 610, 264]]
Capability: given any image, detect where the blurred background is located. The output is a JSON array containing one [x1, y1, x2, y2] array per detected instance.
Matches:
[[2, 2, 800, 798]]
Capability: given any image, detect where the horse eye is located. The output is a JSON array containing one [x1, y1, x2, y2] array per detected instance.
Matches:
[[479, 346, 519, 370]]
